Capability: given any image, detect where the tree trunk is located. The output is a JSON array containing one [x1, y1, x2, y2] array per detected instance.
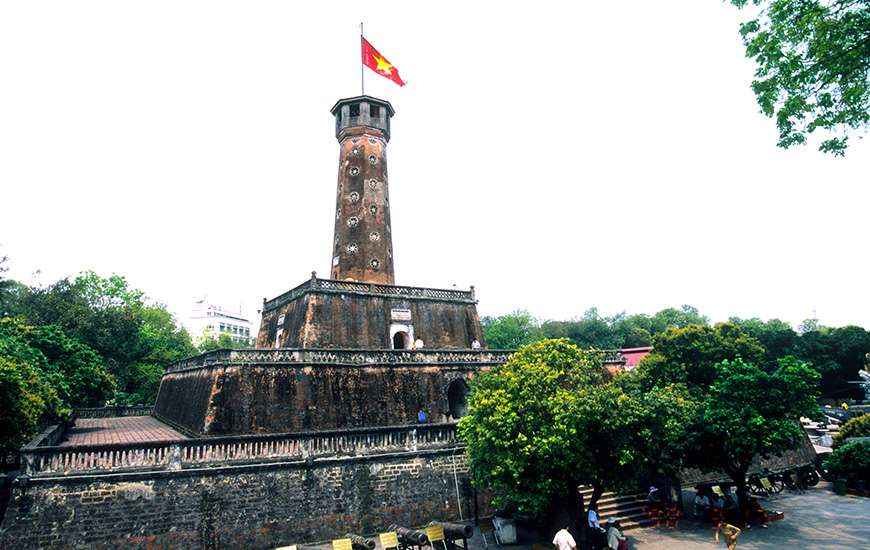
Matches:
[[544, 488, 582, 547], [583, 485, 604, 550], [733, 465, 750, 526]]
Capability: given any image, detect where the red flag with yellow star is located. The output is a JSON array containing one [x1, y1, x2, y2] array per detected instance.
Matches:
[[361, 37, 406, 87]]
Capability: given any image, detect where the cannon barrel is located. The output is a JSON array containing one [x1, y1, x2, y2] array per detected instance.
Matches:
[[344, 533, 376, 550], [427, 522, 474, 540], [388, 524, 429, 545]]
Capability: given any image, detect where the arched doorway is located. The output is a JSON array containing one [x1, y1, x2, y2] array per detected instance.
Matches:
[[447, 378, 470, 419], [393, 331, 409, 350]]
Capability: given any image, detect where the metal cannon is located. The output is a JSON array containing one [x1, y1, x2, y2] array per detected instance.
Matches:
[[388, 524, 429, 546], [344, 533, 376, 550], [426, 521, 473, 540]]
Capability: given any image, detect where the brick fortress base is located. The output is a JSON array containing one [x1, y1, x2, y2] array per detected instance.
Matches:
[[154, 348, 510, 436], [153, 277, 491, 436], [1, 429, 490, 550]]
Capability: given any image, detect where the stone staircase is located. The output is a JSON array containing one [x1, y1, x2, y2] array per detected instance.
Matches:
[[801, 415, 840, 449], [579, 486, 654, 531]]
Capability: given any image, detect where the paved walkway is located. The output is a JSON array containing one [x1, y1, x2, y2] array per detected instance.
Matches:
[[451, 482, 869, 550], [60, 416, 186, 446], [621, 482, 869, 549]]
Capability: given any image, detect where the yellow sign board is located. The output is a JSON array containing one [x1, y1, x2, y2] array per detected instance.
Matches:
[[276, 546, 297, 550], [333, 538, 353, 550], [425, 526, 445, 543], [379, 532, 399, 549]]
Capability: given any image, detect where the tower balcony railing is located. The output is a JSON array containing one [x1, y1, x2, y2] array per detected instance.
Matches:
[[262, 276, 476, 313], [165, 348, 515, 374], [164, 347, 627, 374]]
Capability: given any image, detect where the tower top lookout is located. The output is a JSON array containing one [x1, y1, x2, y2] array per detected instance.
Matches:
[[330, 95, 395, 142]]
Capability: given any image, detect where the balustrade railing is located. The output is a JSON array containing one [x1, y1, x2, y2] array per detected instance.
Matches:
[[167, 347, 627, 374], [74, 405, 154, 418], [21, 423, 461, 477], [166, 348, 515, 373], [262, 277, 475, 313]]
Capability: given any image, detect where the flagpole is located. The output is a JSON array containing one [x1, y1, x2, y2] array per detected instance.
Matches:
[[360, 22, 365, 96]]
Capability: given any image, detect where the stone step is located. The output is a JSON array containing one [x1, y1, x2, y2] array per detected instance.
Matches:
[[597, 501, 646, 516]]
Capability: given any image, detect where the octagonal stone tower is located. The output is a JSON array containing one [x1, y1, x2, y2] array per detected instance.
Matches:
[[330, 95, 395, 285]]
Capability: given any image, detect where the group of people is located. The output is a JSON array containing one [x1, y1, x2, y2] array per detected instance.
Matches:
[[551, 505, 628, 550], [692, 484, 770, 550], [551, 483, 771, 550], [692, 485, 769, 529]]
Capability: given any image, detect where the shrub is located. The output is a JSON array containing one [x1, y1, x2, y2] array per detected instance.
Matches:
[[823, 440, 870, 481], [833, 413, 870, 447]]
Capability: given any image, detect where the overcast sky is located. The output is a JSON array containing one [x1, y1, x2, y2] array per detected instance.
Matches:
[[2, 1, 869, 332]]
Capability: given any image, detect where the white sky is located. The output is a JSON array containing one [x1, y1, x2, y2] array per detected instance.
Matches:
[[1, 1, 869, 332]]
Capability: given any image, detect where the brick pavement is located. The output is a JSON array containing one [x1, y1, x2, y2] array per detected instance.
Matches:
[[60, 416, 186, 446]]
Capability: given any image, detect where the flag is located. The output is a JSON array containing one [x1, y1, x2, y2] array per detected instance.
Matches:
[[361, 37, 406, 87]]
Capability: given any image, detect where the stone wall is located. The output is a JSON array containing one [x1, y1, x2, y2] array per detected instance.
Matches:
[[154, 360, 490, 436], [255, 279, 484, 350], [0, 449, 487, 550]]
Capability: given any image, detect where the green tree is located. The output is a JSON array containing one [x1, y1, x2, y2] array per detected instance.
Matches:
[[796, 325, 870, 399], [540, 308, 621, 350], [0, 356, 60, 450], [458, 340, 693, 541], [636, 323, 765, 391], [730, 1, 870, 155], [18, 271, 195, 403], [649, 306, 709, 333], [481, 310, 542, 349], [609, 313, 655, 348], [0, 318, 114, 408], [729, 317, 799, 367], [196, 332, 251, 353], [24, 324, 116, 407], [833, 412, 870, 447], [0, 319, 69, 450], [682, 357, 819, 511]]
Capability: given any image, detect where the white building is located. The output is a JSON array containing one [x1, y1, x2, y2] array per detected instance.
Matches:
[[185, 298, 254, 345]]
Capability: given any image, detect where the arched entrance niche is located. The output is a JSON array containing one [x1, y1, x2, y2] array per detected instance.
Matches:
[[390, 323, 414, 349], [447, 378, 470, 419]]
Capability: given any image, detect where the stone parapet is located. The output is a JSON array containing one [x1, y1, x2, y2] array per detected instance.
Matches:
[[21, 423, 461, 478], [165, 348, 512, 374], [74, 405, 154, 418], [262, 277, 475, 315]]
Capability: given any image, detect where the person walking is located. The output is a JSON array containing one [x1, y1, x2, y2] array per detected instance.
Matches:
[[552, 526, 577, 550], [715, 522, 742, 550]]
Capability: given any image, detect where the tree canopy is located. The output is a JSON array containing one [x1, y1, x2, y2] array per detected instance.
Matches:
[[681, 356, 820, 507], [483, 307, 868, 400], [480, 310, 542, 349], [461, 327, 822, 533], [458, 339, 694, 538], [15, 271, 195, 402], [0, 268, 198, 452], [730, 0, 870, 155], [635, 323, 765, 391]]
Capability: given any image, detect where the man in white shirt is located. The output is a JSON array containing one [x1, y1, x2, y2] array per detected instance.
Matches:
[[552, 527, 576, 550]]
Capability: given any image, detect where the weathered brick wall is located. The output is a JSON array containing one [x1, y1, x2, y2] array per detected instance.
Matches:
[[0, 450, 489, 550], [153, 367, 221, 435], [155, 364, 479, 435], [257, 292, 484, 350]]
